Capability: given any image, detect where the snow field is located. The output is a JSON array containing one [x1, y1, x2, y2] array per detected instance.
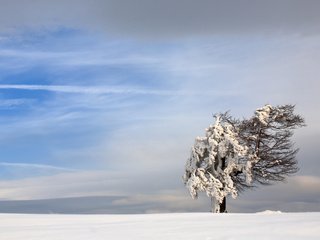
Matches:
[[1, 212, 320, 240]]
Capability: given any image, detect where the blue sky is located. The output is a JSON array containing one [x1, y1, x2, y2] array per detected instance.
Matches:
[[0, 0, 319, 213]]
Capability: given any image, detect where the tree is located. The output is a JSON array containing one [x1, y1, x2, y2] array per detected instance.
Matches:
[[183, 104, 305, 213]]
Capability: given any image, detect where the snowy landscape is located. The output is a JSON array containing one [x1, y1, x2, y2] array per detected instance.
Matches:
[[1, 212, 319, 240], [1, 1, 320, 240]]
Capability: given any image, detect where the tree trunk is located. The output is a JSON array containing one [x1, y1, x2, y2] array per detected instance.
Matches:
[[211, 197, 227, 213], [219, 157, 227, 213], [211, 157, 227, 213], [219, 197, 226, 213]]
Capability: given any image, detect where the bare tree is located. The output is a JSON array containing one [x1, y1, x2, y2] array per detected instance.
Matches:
[[183, 104, 305, 213]]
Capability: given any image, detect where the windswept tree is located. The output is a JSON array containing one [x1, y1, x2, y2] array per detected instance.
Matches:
[[183, 104, 305, 213]]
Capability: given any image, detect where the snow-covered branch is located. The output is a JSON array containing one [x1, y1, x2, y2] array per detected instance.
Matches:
[[183, 104, 305, 213]]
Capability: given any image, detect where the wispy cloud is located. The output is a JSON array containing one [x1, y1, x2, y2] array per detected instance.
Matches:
[[0, 84, 177, 95], [0, 84, 238, 97], [0, 162, 79, 183], [0, 170, 318, 213], [0, 99, 34, 108], [0, 162, 77, 172], [0, 49, 160, 66]]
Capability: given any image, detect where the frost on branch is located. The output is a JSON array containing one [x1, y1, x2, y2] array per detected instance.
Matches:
[[183, 104, 305, 213], [255, 104, 273, 126], [183, 113, 251, 213]]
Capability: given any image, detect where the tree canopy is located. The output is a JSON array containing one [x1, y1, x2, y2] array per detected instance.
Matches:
[[183, 104, 305, 213]]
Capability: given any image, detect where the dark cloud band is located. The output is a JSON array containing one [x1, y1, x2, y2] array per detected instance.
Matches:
[[0, 0, 320, 37]]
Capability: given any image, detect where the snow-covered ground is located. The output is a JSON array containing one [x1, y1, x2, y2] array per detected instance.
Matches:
[[1, 212, 319, 240]]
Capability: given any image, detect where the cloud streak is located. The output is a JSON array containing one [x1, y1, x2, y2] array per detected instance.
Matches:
[[0, 48, 161, 67], [0, 84, 238, 97], [0, 162, 77, 172], [0, 99, 33, 108], [0, 84, 178, 95], [0, 170, 318, 213]]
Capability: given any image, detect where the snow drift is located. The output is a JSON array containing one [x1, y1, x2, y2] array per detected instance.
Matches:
[[0, 212, 319, 239]]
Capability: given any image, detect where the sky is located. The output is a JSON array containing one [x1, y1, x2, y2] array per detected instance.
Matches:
[[0, 0, 319, 213]]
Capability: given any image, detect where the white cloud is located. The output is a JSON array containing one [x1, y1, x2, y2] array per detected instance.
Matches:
[[0, 48, 161, 67], [229, 175, 320, 212], [0, 99, 34, 108], [0, 170, 183, 201], [0, 162, 76, 172], [0, 170, 319, 212], [0, 84, 240, 97], [0, 171, 121, 200]]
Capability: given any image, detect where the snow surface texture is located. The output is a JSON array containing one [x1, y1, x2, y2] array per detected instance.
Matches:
[[1, 212, 319, 240]]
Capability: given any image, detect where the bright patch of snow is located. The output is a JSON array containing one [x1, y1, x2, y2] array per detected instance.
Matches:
[[256, 210, 283, 214], [0, 212, 319, 240]]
